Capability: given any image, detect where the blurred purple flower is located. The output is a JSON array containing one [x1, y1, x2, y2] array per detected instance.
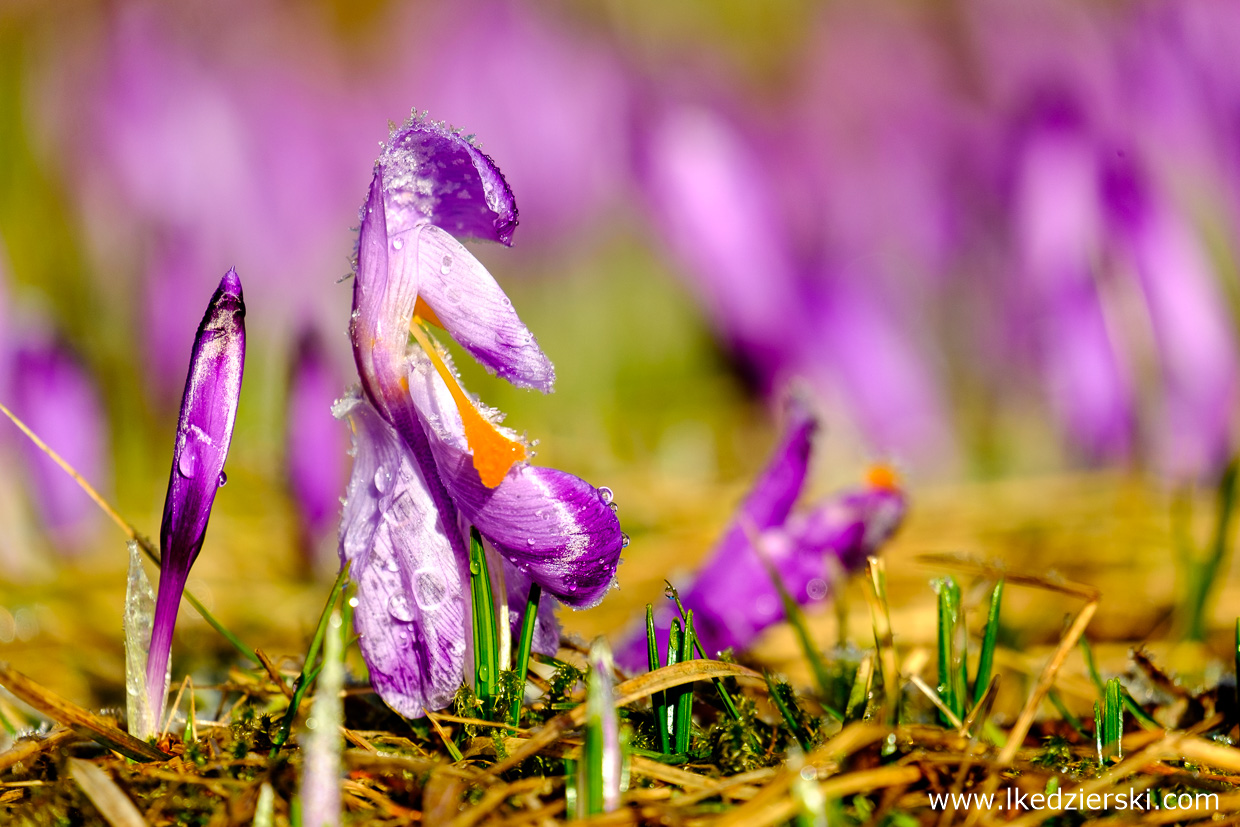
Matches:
[[286, 327, 349, 562], [1102, 155, 1239, 479], [640, 104, 952, 463], [339, 117, 623, 717], [618, 402, 906, 670], [1008, 94, 1135, 461], [147, 269, 246, 724], [9, 336, 110, 550]]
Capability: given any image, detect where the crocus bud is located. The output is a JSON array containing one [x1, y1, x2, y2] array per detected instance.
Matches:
[[146, 269, 246, 724]]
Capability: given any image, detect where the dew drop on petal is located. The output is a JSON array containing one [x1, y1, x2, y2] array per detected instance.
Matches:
[[597, 487, 613, 505], [374, 468, 391, 494], [621, 533, 631, 549], [217, 471, 228, 488], [440, 254, 453, 275], [178, 450, 198, 479], [385, 557, 399, 573], [392, 237, 404, 251], [608, 502, 619, 514], [387, 594, 415, 622], [526, 538, 535, 546]]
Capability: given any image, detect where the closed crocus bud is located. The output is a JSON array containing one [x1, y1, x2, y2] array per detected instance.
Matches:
[[146, 269, 245, 725]]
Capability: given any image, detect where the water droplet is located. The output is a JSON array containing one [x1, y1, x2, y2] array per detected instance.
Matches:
[[413, 568, 447, 611], [387, 594, 415, 622], [374, 468, 391, 494], [621, 533, 631, 549], [608, 502, 619, 515], [348, 596, 360, 608], [392, 237, 404, 251], [597, 487, 613, 505], [567, 584, 578, 593], [478, 664, 490, 682], [440, 254, 453, 275], [526, 538, 535, 546], [386, 557, 399, 573], [469, 560, 481, 576], [217, 471, 228, 487], [177, 450, 198, 478]]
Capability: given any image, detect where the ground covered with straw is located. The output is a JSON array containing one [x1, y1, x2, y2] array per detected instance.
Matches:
[[3, 472, 1240, 825]]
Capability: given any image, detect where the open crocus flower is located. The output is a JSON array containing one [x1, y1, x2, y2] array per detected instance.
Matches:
[[146, 269, 246, 727], [618, 402, 905, 670], [340, 116, 623, 718]]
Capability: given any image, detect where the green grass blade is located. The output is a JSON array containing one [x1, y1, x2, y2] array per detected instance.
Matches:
[[673, 613, 696, 755], [646, 605, 671, 755], [973, 579, 1004, 707], [468, 527, 500, 713], [766, 672, 811, 752], [508, 583, 542, 727], [1103, 677, 1123, 761], [935, 577, 967, 723]]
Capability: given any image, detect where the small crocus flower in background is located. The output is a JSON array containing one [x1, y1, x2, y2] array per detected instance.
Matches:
[[286, 327, 349, 568], [8, 336, 110, 551], [618, 402, 906, 670], [339, 115, 624, 718], [145, 269, 246, 732]]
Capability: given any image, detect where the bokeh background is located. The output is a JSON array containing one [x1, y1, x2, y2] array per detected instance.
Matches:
[[3, 0, 1240, 701]]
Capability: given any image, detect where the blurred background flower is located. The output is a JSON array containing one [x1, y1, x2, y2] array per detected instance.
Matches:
[[3, 0, 1240, 669]]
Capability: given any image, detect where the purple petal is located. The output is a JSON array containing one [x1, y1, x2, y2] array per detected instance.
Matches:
[[9, 338, 110, 549], [286, 328, 350, 550], [404, 352, 623, 609], [336, 392, 467, 718], [379, 116, 518, 245], [148, 269, 246, 715], [411, 224, 554, 391]]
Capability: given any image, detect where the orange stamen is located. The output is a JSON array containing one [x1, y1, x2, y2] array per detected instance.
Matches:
[[866, 463, 900, 491], [413, 298, 444, 329], [409, 320, 525, 488]]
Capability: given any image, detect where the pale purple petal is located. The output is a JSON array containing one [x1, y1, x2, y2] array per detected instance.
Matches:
[[286, 328, 350, 550], [405, 352, 623, 609], [379, 116, 518, 245], [336, 392, 467, 718], [411, 224, 554, 390], [148, 269, 245, 716], [9, 338, 110, 549]]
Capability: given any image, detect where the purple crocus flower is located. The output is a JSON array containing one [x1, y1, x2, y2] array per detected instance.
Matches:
[[618, 402, 905, 670], [9, 336, 110, 551], [286, 327, 349, 564], [339, 116, 623, 718], [146, 269, 246, 723]]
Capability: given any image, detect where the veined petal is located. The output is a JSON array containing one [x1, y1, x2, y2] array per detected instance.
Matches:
[[336, 392, 467, 718], [379, 116, 518, 245], [406, 352, 623, 609], [352, 172, 420, 422], [412, 224, 554, 390]]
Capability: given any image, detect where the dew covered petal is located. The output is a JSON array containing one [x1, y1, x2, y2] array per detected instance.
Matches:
[[336, 392, 468, 718], [411, 224, 553, 391], [405, 353, 623, 609], [379, 116, 518, 245]]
